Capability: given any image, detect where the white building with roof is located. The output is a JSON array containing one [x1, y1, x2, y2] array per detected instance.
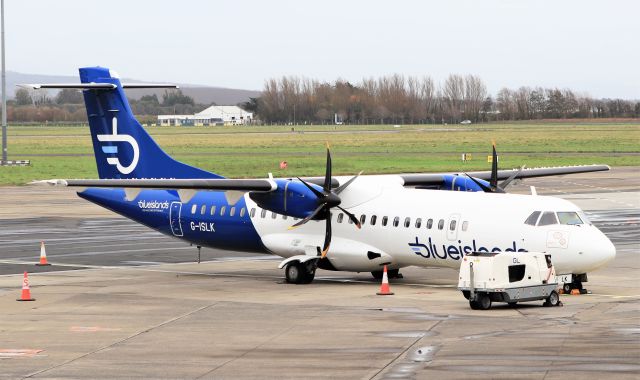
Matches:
[[158, 105, 253, 127]]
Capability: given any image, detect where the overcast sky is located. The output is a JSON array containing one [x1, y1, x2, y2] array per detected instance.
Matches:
[[6, 0, 639, 98]]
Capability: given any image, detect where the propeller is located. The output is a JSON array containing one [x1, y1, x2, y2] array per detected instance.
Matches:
[[288, 144, 361, 257], [464, 141, 523, 193]]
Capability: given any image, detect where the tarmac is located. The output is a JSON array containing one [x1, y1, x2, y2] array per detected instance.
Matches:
[[0, 167, 638, 379]]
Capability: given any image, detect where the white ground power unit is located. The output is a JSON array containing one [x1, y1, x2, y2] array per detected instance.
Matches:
[[458, 251, 561, 310]]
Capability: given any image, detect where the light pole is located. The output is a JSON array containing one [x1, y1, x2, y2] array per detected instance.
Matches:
[[1, 0, 6, 164]]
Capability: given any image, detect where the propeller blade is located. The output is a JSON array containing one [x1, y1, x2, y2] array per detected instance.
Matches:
[[338, 206, 361, 229], [321, 213, 332, 258], [499, 166, 525, 190], [296, 177, 324, 199], [288, 204, 325, 230], [463, 172, 492, 193], [323, 143, 332, 192], [334, 171, 363, 195], [490, 141, 499, 191]]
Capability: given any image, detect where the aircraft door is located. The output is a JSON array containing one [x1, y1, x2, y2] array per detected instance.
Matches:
[[170, 201, 184, 237], [447, 213, 461, 241]]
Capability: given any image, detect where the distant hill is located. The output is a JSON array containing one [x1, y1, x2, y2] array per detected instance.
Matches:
[[6, 71, 261, 105]]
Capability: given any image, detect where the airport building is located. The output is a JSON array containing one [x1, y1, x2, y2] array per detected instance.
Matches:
[[158, 105, 253, 126]]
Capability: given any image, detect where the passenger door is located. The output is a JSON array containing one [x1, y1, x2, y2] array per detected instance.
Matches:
[[170, 201, 184, 237], [447, 213, 461, 241]]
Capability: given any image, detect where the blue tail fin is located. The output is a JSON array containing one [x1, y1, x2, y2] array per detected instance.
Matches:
[[79, 67, 222, 179]]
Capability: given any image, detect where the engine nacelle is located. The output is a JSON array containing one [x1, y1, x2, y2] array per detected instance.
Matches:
[[439, 174, 488, 192], [249, 179, 320, 218]]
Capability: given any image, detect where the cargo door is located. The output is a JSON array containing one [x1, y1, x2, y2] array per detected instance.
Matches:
[[170, 201, 183, 237]]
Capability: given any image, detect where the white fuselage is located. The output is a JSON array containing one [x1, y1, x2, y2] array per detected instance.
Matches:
[[246, 175, 616, 275]]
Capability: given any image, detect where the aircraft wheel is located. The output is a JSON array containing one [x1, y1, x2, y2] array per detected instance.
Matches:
[[478, 294, 492, 310], [371, 271, 383, 280], [545, 291, 560, 307], [285, 262, 304, 284], [563, 283, 572, 293]]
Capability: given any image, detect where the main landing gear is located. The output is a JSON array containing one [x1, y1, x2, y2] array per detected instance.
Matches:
[[285, 261, 316, 284]]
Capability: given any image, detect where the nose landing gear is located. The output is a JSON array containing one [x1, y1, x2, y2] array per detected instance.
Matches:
[[561, 274, 588, 295]]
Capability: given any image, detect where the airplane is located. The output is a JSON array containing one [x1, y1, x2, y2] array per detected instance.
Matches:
[[27, 67, 616, 293]]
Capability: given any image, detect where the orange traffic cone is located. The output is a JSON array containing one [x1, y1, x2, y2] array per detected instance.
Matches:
[[36, 241, 51, 266], [376, 265, 394, 295], [17, 272, 35, 301]]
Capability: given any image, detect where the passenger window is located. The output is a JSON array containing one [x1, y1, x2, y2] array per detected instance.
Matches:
[[230, 207, 236, 217], [271, 212, 277, 219], [201, 205, 206, 215], [462, 221, 469, 231], [250, 208, 255, 218], [260, 209, 267, 218], [370, 215, 377, 226], [191, 204, 197, 214], [282, 214, 287, 220], [348, 216, 353, 224], [210, 205, 217, 216], [508, 264, 526, 282], [393, 217, 400, 227], [360, 214, 366, 225], [438, 219, 444, 230], [220, 206, 226, 216], [337, 213, 344, 223], [240, 208, 245, 217], [382, 216, 388, 226], [524, 211, 541, 226], [538, 211, 558, 226], [449, 220, 457, 231], [415, 218, 422, 228], [404, 217, 411, 228], [557, 212, 583, 225], [426, 219, 433, 229]]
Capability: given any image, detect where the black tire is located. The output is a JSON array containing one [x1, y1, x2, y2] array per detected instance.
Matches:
[[563, 283, 572, 293], [388, 269, 401, 279], [469, 300, 480, 310], [546, 291, 560, 307], [478, 294, 492, 310], [285, 262, 304, 284], [371, 271, 383, 280]]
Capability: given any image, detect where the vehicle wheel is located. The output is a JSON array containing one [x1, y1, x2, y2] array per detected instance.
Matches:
[[563, 283, 572, 293], [478, 294, 492, 310], [285, 262, 304, 284], [300, 264, 316, 284], [469, 300, 480, 310], [546, 291, 560, 307], [371, 271, 383, 280]]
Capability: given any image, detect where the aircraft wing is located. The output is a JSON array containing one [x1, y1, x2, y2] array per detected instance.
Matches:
[[400, 164, 610, 187], [40, 178, 277, 191]]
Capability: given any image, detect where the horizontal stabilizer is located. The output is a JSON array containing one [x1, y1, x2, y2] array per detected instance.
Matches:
[[19, 83, 178, 90]]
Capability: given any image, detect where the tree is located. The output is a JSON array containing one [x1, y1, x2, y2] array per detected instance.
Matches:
[[241, 97, 260, 114], [15, 88, 32, 105], [55, 88, 83, 104], [161, 90, 195, 107]]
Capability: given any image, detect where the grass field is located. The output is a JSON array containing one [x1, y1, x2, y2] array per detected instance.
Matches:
[[1, 122, 639, 185]]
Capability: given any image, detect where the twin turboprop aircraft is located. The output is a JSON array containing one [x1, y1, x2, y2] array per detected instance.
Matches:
[[29, 67, 616, 291]]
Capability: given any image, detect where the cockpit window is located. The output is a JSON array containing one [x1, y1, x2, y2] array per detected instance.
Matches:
[[524, 211, 541, 226], [557, 212, 583, 225], [537, 211, 558, 226]]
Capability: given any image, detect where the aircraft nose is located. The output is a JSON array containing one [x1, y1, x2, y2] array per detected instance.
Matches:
[[591, 233, 616, 269]]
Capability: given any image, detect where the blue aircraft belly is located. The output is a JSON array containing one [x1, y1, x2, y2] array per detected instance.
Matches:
[[78, 188, 267, 253]]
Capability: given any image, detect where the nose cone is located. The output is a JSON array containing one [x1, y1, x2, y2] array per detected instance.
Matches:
[[589, 232, 617, 271]]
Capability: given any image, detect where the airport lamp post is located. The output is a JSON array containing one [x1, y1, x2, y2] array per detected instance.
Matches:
[[1, 0, 6, 164]]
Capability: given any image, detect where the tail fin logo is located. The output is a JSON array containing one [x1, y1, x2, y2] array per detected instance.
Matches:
[[96, 117, 140, 175]]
